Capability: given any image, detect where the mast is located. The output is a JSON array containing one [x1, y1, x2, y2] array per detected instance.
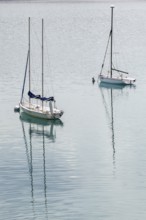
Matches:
[[110, 6, 114, 78], [29, 17, 31, 105], [42, 19, 44, 110]]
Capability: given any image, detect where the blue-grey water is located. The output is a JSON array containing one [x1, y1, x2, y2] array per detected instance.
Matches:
[[1, 1, 146, 219]]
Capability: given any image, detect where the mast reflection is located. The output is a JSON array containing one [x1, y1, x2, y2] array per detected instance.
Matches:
[[110, 88, 115, 161], [99, 82, 135, 165], [21, 120, 35, 216], [20, 113, 63, 218]]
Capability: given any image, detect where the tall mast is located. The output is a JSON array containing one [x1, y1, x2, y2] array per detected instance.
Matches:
[[29, 17, 31, 104], [42, 19, 44, 110], [110, 6, 114, 78]]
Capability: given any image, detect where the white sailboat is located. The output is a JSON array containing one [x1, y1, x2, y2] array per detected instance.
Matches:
[[19, 18, 64, 120], [98, 6, 136, 85]]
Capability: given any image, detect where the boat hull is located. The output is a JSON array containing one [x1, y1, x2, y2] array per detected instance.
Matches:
[[20, 103, 63, 120], [99, 75, 136, 85]]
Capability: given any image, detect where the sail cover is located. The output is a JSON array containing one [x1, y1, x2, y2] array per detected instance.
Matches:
[[28, 91, 54, 101]]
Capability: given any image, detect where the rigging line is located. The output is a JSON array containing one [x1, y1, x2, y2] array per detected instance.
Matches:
[[30, 48, 41, 93], [31, 53, 42, 94], [44, 29, 55, 97], [44, 33, 54, 96], [28, 24, 41, 94], [100, 30, 111, 75], [31, 21, 43, 92], [113, 21, 120, 70], [32, 23, 41, 47], [96, 28, 112, 45], [20, 50, 29, 103], [114, 13, 129, 72]]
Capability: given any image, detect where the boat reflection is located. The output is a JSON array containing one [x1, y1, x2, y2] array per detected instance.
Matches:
[[20, 112, 64, 126], [20, 113, 63, 218], [99, 81, 136, 90], [99, 82, 135, 165], [20, 112, 63, 141]]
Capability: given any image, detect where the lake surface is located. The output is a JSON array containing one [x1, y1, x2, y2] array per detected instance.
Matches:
[[1, 1, 146, 219]]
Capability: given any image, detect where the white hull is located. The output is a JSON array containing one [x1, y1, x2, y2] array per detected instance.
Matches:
[[99, 75, 136, 85], [20, 102, 63, 120]]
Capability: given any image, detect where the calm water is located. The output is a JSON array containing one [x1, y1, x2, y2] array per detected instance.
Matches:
[[1, 1, 146, 219]]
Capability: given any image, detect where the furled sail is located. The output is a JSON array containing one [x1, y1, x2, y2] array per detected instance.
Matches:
[[28, 91, 54, 101]]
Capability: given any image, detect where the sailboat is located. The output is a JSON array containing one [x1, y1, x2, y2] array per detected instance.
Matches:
[[19, 18, 64, 120], [98, 6, 136, 85]]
